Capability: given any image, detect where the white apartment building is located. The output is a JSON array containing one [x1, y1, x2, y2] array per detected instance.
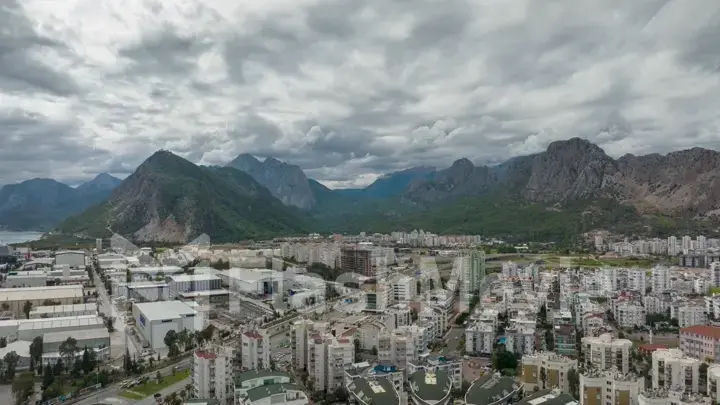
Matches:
[[581, 333, 632, 374], [193, 347, 233, 402], [234, 370, 308, 405], [601, 268, 619, 294], [385, 304, 413, 329], [378, 328, 423, 368], [652, 349, 701, 393], [708, 364, 720, 403], [639, 390, 710, 405], [465, 322, 494, 355], [627, 269, 646, 296], [241, 330, 270, 370], [505, 320, 536, 355], [521, 352, 577, 393], [417, 306, 446, 338], [645, 295, 671, 315], [678, 304, 706, 328], [711, 262, 720, 288], [653, 266, 671, 292], [579, 370, 643, 405], [694, 279, 706, 295], [307, 332, 354, 392], [390, 275, 416, 302], [667, 237, 679, 256], [615, 303, 646, 328]]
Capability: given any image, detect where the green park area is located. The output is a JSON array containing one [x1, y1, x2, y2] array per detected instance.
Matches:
[[119, 369, 190, 400]]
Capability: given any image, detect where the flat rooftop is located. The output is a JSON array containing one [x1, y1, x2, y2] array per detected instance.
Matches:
[[0, 285, 84, 301], [235, 370, 291, 386], [348, 377, 399, 405], [169, 274, 221, 282], [246, 383, 304, 402], [128, 266, 183, 274], [43, 327, 110, 343], [17, 315, 104, 331], [408, 370, 452, 402], [179, 290, 229, 297], [517, 390, 577, 405], [134, 300, 199, 321], [30, 303, 96, 315]]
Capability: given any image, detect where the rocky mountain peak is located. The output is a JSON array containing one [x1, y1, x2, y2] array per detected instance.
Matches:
[[226, 154, 315, 210]]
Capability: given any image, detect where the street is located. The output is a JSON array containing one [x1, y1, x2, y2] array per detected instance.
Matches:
[[90, 265, 142, 361], [71, 359, 191, 405]]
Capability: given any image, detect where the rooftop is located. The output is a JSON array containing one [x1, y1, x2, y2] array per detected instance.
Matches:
[[134, 300, 199, 321], [0, 285, 84, 301], [680, 325, 720, 339], [246, 383, 304, 402], [18, 315, 104, 331], [234, 370, 291, 386], [465, 374, 522, 405], [408, 370, 452, 403], [30, 303, 96, 315], [517, 390, 577, 405], [43, 327, 110, 343], [183, 400, 221, 405], [170, 274, 221, 282], [348, 377, 399, 405]]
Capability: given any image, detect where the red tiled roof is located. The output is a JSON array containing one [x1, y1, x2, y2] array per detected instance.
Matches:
[[340, 328, 358, 337], [195, 351, 216, 359], [337, 338, 350, 343], [244, 331, 263, 339], [680, 325, 720, 339]]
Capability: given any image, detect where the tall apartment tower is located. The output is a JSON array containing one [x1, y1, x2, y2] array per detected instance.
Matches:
[[462, 249, 485, 293], [341, 246, 373, 277]]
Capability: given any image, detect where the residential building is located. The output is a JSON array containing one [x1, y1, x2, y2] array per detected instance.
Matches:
[[638, 390, 710, 405], [466, 322, 495, 355], [554, 325, 577, 357], [615, 303, 646, 328], [679, 325, 720, 360], [677, 304, 706, 328], [465, 374, 522, 405], [233, 370, 307, 405], [341, 247, 373, 277], [653, 266, 671, 292], [193, 347, 234, 402], [408, 370, 453, 405], [308, 333, 354, 392], [581, 333, 632, 374], [408, 354, 463, 390], [521, 352, 577, 393], [347, 376, 400, 405], [627, 269, 646, 295], [378, 329, 421, 368], [579, 369, 642, 405], [241, 330, 270, 370], [390, 275, 416, 302], [651, 349, 701, 393], [505, 320, 536, 355]]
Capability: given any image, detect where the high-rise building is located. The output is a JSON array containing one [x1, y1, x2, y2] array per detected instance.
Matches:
[[341, 247, 372, 277], [682, 235, 692, 252], [579, 369, 642, 405], [241, 330, 270, 370], [668, 236, 678, 256], [652, 265, 670, 292], [193, 346, 234, 402], [581, 333, 632, 374], [698, 236, 707, 251], [651, 349, 701, 393]]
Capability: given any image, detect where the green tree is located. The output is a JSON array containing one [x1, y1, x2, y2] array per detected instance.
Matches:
[[568, 368, 579, 399], [491, 346, 518, 374], [42, 365, 55, 391], [0, 337, 6, 348], [22, 301, 32, 319], [164, 330, 180, 358], [539, 367, 547, 390], [59, 337, 78, 371], [12, 371, 34, 405], [4, 351, 20, 380]]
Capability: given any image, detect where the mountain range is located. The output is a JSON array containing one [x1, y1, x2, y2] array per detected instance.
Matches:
[[7, 137, 720, 243], [0, 173, 121, 231]]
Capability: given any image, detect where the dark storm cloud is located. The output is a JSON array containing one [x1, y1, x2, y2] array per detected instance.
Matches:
[[1, 0, 720, 187]]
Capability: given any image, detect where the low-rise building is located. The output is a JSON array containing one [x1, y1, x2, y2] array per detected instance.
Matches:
[[408, 370, 453, 405], [638, 390, 710, 405], [680, 325, 720, 360], [234, 370, 307, 405], [521, 352, 577, 393], [465, 374, 522, 405], [347, 377, 400, 405], [579, 369, 642, 405], [652, 349, 701, 393]]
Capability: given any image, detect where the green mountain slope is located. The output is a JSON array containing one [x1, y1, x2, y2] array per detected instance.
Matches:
[[57, 151, 310, 243]]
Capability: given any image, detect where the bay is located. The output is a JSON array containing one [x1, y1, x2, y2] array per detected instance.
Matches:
[[0, 231, 44, 245]]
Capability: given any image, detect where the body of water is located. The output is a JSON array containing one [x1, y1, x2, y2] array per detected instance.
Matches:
[[0, 231, 44, 244]]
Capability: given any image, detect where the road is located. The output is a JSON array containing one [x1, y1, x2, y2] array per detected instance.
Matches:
[[90, 263, 141, 360], [71, 358, 191, 405]]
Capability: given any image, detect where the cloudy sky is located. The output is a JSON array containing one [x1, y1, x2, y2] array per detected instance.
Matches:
[[1, 0, 720, 188]]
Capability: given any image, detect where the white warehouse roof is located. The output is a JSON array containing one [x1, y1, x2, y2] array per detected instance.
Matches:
[[30, 303, 97, 316], [17, 315, 103, 331], [129, 266, 183, 274], [0, 285, 84, 301], [134, 300, 199, 321], [169, 274, 221, 282], [224, 268, 278, 282], [43, 327, 110, 344]]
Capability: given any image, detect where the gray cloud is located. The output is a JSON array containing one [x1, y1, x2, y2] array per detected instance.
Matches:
[[0, 0, 719, 188]]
